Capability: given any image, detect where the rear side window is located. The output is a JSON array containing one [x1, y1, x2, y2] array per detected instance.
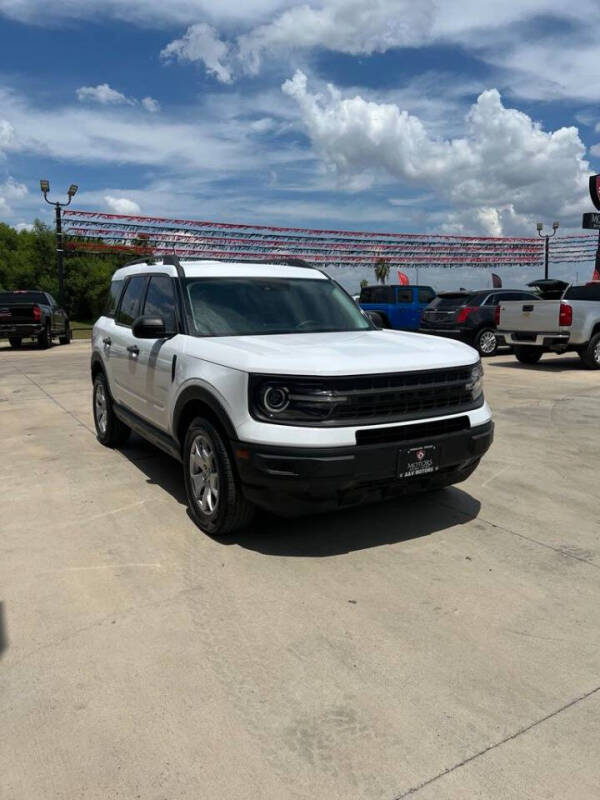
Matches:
[[362, 286, 395, 302], [104, 280, 124, 318], [418, 287, 436, 304], [395, 289, 412, 303], [116, 276, 147, 326], [564, 284, 600, 301], [143, 276, 177, 332]]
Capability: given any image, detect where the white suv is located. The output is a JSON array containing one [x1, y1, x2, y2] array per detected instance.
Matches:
[[91, 257, 493, 536]]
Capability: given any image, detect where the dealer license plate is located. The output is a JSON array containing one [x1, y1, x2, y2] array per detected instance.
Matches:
[[398, 444, 439, 479]]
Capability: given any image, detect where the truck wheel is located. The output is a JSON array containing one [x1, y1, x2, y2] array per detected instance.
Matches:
[[37, 323, 51, 349], [93, 373, 131, 447], [514, 346, 543, 364], [59, 323, 71, 345], [578, 333, 600, 370], [183, 417, 255, 536], [475, 328, 498, 357], [8, 337, 21, 348]]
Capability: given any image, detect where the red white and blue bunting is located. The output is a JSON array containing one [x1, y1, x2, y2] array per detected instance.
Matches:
[[62, 210, 598, 268]]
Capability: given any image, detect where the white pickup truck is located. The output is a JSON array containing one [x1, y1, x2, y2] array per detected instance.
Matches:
[[497, 282, 600, 368]]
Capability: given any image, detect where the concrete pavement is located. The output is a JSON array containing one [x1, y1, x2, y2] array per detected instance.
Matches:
[[1, 340, 600, 799]]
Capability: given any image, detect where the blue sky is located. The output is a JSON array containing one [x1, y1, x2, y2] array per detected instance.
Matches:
[[1, 0, 600, 288]]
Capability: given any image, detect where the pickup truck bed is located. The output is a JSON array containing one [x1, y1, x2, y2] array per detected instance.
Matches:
[[0, 290, 70, 348], [497, 283, 600, 368]]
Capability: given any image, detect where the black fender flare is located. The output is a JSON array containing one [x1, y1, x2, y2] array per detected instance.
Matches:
[[173, 385, 237, 444]]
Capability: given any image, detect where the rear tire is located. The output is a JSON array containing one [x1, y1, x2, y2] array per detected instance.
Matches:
[[475, 328, 498, 357], [8, 337, 21, 348], [578, 332, 600, 370], [59, 323, 71, 345], [93, 373, 131, 447], [37, 323, 51, 349], [514, 346, 543, 364], [183, 417, 255, 536]]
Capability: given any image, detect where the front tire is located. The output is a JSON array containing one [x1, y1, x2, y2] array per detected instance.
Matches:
[[475, 328, 498, 357], [59, 323, 71, 345], [578, 333, 600, 370], [183, 417, 255, 536], [8, 337, 21, 348], [93, 373, 131, 447], [514, 346, 543, 364]]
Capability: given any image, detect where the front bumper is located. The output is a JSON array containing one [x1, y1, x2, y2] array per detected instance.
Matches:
[[234, 420, 493, 516]]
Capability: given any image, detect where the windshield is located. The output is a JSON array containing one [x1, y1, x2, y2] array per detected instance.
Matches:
[[185, 277, 371, 337], [0, 291, 47, 305]]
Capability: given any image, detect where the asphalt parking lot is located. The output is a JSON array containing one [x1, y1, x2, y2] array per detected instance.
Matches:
[[1, 340, 600, 800]]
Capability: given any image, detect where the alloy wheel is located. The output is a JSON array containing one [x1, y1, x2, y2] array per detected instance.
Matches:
[[189, 433, 220, 515]]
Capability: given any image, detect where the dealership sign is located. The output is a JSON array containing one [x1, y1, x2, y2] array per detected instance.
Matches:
[[582, 212, 600, 230], [589, 174, 600, 211]]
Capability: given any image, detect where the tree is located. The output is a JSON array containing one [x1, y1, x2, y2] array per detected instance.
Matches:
[[360, 279, 368, 289], [374, 257, 390, 285]]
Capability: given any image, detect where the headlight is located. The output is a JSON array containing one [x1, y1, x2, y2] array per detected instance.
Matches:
[[467, 362, 484, 400], [249, 375, 347, 423]]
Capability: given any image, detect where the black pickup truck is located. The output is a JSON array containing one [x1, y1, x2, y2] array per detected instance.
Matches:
[[0, 290, 71, 348]]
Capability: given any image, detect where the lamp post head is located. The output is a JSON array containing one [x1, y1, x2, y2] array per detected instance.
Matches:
[[536, 222, 543, 233], [552, 220, 559, 231], [68, 184, 78, 197], [40, 179, 50, 194]]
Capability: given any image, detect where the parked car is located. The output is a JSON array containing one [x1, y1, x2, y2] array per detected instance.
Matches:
[[419, 288, 538, 356], [497, 281, 600, 368], [91, 257, 493, 536], [0, 290, 70, 348], [359, 284, 436, 331]]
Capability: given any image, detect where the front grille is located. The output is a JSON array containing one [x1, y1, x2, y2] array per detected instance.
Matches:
[[293, 367, 479, 425], [356, 415, 470, 446]]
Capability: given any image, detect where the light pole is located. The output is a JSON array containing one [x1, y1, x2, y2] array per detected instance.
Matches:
[[536, 220, 559, 280], [40, 180, 78, 307]]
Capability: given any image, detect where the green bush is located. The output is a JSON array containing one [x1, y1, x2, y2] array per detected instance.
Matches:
[[0, 221, 129, 320]]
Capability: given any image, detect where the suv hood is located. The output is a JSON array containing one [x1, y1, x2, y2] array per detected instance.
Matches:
[[182, 329, 478, 376]]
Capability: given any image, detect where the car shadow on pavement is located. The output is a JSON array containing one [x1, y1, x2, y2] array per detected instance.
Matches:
[[225, 488, 480, 557], [491, 356, 586, 372], [120, 435, 481, 557]]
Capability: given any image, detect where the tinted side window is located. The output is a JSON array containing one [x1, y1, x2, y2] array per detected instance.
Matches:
[[396, 289, 412, 303], [143, 276, 177, 332], [104, 279, 124, 318], [418, 287, 436, 304], [565, 284, 600, 301], [377, 287, 395, 302], [116, 276, 147, 326]]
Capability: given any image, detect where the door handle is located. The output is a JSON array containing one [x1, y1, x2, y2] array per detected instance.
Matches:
[[127, 345, 139, 355], [102, 337, 112, 346]]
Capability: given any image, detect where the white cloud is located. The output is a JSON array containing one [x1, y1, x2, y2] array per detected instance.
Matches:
[[0, 176, 27, 215], [0, 119, 15, 150], [141, 96, 160, 113], [0, 0, 290, 26], [104, 196, 142, 214], [161, 23, 233, 84], [77, 85, 162, 111], [76, 83, 132, 105], [283, 71, 590, 235], [238, 0, 433, 75], [14, 222, 34, 232]]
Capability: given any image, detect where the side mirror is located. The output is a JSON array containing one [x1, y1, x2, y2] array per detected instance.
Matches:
[[132, 315, 167, 339], [364, 310, 384, 328]]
